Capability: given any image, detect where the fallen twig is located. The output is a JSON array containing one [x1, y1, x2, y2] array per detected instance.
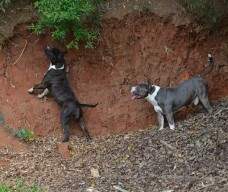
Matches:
[[160, 140, 176, 151], [113, 185, 129, 192], [213, 108, 228, 117], [12, 39, 28, 66], [192, 183, 215, 192]]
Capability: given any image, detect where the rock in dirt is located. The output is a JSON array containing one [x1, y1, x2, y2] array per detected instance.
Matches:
[[57, 143, 71, 159], [90, 167, 100, 178], [113, 185, 129, 192], [86, 187, 100, 192]]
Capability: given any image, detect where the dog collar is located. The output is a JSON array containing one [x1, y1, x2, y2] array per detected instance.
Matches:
[[145, 85, 163, 113], [48, 63, 65, 71], [145, 85, 160, 99]]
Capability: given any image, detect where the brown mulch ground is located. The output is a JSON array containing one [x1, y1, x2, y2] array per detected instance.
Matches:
[[0, 99, 227, 192]]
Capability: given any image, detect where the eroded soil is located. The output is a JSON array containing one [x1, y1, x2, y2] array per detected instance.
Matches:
[[0, 12, 228, 140]]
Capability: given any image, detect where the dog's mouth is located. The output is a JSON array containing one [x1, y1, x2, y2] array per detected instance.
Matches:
[[131, 86, 148, 100], [131, 92, 144, 100]]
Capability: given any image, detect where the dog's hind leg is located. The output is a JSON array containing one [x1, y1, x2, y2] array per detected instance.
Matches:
[[79, 117, 91, 141], [197, 84, 213, 113], [60, 109, 71, 142], [199, 96, 213, 114], [165, 111, 175, 130], [73, 106, 91, 140]]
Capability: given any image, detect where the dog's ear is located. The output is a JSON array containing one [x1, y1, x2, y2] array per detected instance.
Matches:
[[146, 78, 154, 94], [147, 79, 152, 89], [148, 85, 155, 94], [147, 79, 151, 86]]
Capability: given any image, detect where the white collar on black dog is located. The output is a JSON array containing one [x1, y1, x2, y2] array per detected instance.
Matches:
[[48, 63, 65, 71]]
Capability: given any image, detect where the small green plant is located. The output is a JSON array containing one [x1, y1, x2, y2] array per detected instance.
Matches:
[[0, 0, 12, 12], [32, 0, 102, 49], [0, 183, 10, 192], [0, 180, 44, 192], [14, 180, 44, 192], [15, 128, 35, 142], [179, 0, 228, 29]]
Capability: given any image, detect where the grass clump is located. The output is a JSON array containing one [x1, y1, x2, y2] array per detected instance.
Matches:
[[15, 128, 35, 142], [0, 180, 44, 192], [0, 184, 10, 192]]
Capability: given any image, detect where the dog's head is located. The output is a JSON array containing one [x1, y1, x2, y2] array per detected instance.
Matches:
[[131, 83, 155, 99], [44, 46, 65, 64]]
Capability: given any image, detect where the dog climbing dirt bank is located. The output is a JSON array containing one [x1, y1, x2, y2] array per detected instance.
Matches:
[[0, 11, 228, 139], [28, 47, 98, 142]]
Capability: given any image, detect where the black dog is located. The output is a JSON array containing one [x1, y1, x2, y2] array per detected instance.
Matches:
[[28, 46, 97, 142]]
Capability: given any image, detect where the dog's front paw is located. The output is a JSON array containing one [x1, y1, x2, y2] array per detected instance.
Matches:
[[159, 127, 164, 131], [168, 123, 175, 130], [37, 94, 44, 99], [28, 87, 34, 94], [170, 127, 175, 130]]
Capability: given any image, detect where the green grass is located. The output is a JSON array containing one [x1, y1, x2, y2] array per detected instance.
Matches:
[[15, 128, 35, 142], [0, 184, 10, 192], [0, 180, 44, 192]]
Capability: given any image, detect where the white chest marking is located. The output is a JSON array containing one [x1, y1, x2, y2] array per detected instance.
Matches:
[[146, 85, 163, 113], [48, 63, 65, 71]]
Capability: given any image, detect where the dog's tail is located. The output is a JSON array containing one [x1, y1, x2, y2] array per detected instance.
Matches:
[[199, 53, 215, 77], [79, 103, 98, 108]]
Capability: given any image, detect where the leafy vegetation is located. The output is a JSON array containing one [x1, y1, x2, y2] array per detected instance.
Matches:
[[0, 184, 10, 192], [0, 180, 44, 192], [179, 0, 228, 29], [0, 0, 12, 12], [32, 0, 102, 49], [15, 128, 35, 142]]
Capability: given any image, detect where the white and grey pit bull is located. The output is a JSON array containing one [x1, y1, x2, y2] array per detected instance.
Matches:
[[131, 54, 214, 130]]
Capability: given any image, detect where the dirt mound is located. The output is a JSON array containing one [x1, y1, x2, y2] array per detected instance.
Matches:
[[0, 12, 228, 140], [0, 99, 227, 191]]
